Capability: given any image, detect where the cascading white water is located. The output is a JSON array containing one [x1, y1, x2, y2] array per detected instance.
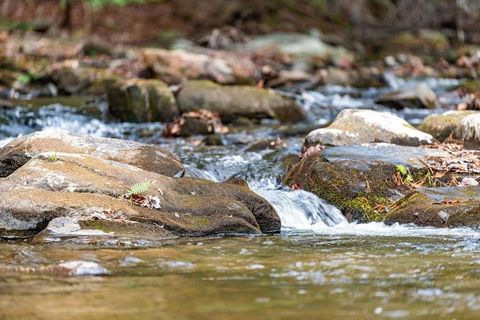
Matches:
[[186, 164, 347, 231], [253, 188, 346, 229], [246, 177, 346, 230]]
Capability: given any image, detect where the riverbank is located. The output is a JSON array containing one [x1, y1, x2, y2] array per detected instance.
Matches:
[[2, 6, 480, 318]]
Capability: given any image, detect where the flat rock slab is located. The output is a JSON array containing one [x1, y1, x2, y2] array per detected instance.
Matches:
[[0, 130, 184, 178], [322, 143, 448, 168], [142, 48, 258, 85]]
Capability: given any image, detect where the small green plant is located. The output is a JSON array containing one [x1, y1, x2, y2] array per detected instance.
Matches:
[[49, 152, 59, 162], [396, 165, 413, 183], [126, 180, 152, 197], [16, 73, 31, 86]]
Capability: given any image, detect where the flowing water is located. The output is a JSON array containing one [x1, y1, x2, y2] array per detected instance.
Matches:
[[1, 76, 479, 319]]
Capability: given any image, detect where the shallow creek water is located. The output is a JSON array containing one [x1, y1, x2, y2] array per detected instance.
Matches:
[[1, 77, 479, 319]]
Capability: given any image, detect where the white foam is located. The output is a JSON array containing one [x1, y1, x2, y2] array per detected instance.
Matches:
[[253, 187, 346, 229], [292, 221, 480, 238], [59, 260, 108, 276]]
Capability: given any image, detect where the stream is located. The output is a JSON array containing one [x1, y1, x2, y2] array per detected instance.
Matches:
[[1, 76, 479, 319]]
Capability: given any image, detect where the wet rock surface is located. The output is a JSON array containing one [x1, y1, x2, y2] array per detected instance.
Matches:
[[0, 133, 280, 240], [284, 143, 467, 222], [0, 130, 184, 177], [385, 186, 480, 228], [377, 83, 439, 109], [163, 109, 228, 137]]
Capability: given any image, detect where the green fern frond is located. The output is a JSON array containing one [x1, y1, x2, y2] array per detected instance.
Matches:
[[49, 152, 58, 162], [126, 180, 152, 196]]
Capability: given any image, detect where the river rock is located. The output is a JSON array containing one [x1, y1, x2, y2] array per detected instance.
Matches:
[[141, 48, 258, 84], [304, 109, 434, 148], [419, 111, 480, 142], [284, 143, 452, 222], [163, 109, 228, 137], [318, 67, 386, 88], [0, 130, 184, 178], [177, 80, 305, 123], [377, 83, 438, 109], [0, 134, 280, 239], [51, 63, 117, 95], [107, 78, 178, 122], [385, 186, 480, 228], [380, 30, 449, 57], [245, 32, 354, 67]]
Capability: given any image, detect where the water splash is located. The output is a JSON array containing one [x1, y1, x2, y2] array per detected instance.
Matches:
[[248, 177, 346, 230], [255, 188, 346, 229]]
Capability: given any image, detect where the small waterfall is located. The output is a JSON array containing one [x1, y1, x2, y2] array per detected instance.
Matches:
[[254, 188, 346, 230], [184, 164, 346, 231]]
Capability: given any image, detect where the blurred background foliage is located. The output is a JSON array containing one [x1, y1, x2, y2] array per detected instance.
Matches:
[[1, 0, 480, 47]]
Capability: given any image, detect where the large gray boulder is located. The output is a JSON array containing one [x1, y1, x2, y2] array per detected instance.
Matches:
[[305, 109, 434, 147], [245, 32, 354, 67]]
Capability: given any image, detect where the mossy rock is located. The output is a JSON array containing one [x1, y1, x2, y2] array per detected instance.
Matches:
[[52, 66, 117, 95], [419, 111, 480, 144], [283, 153, 403, 222], [283, 144, 453, 222], [177, 80, 304, 124], [107, 78, 179, 122], [385, 187, 480, 228], [461, 79, 480, 93], [380, 30, 449, 57]]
